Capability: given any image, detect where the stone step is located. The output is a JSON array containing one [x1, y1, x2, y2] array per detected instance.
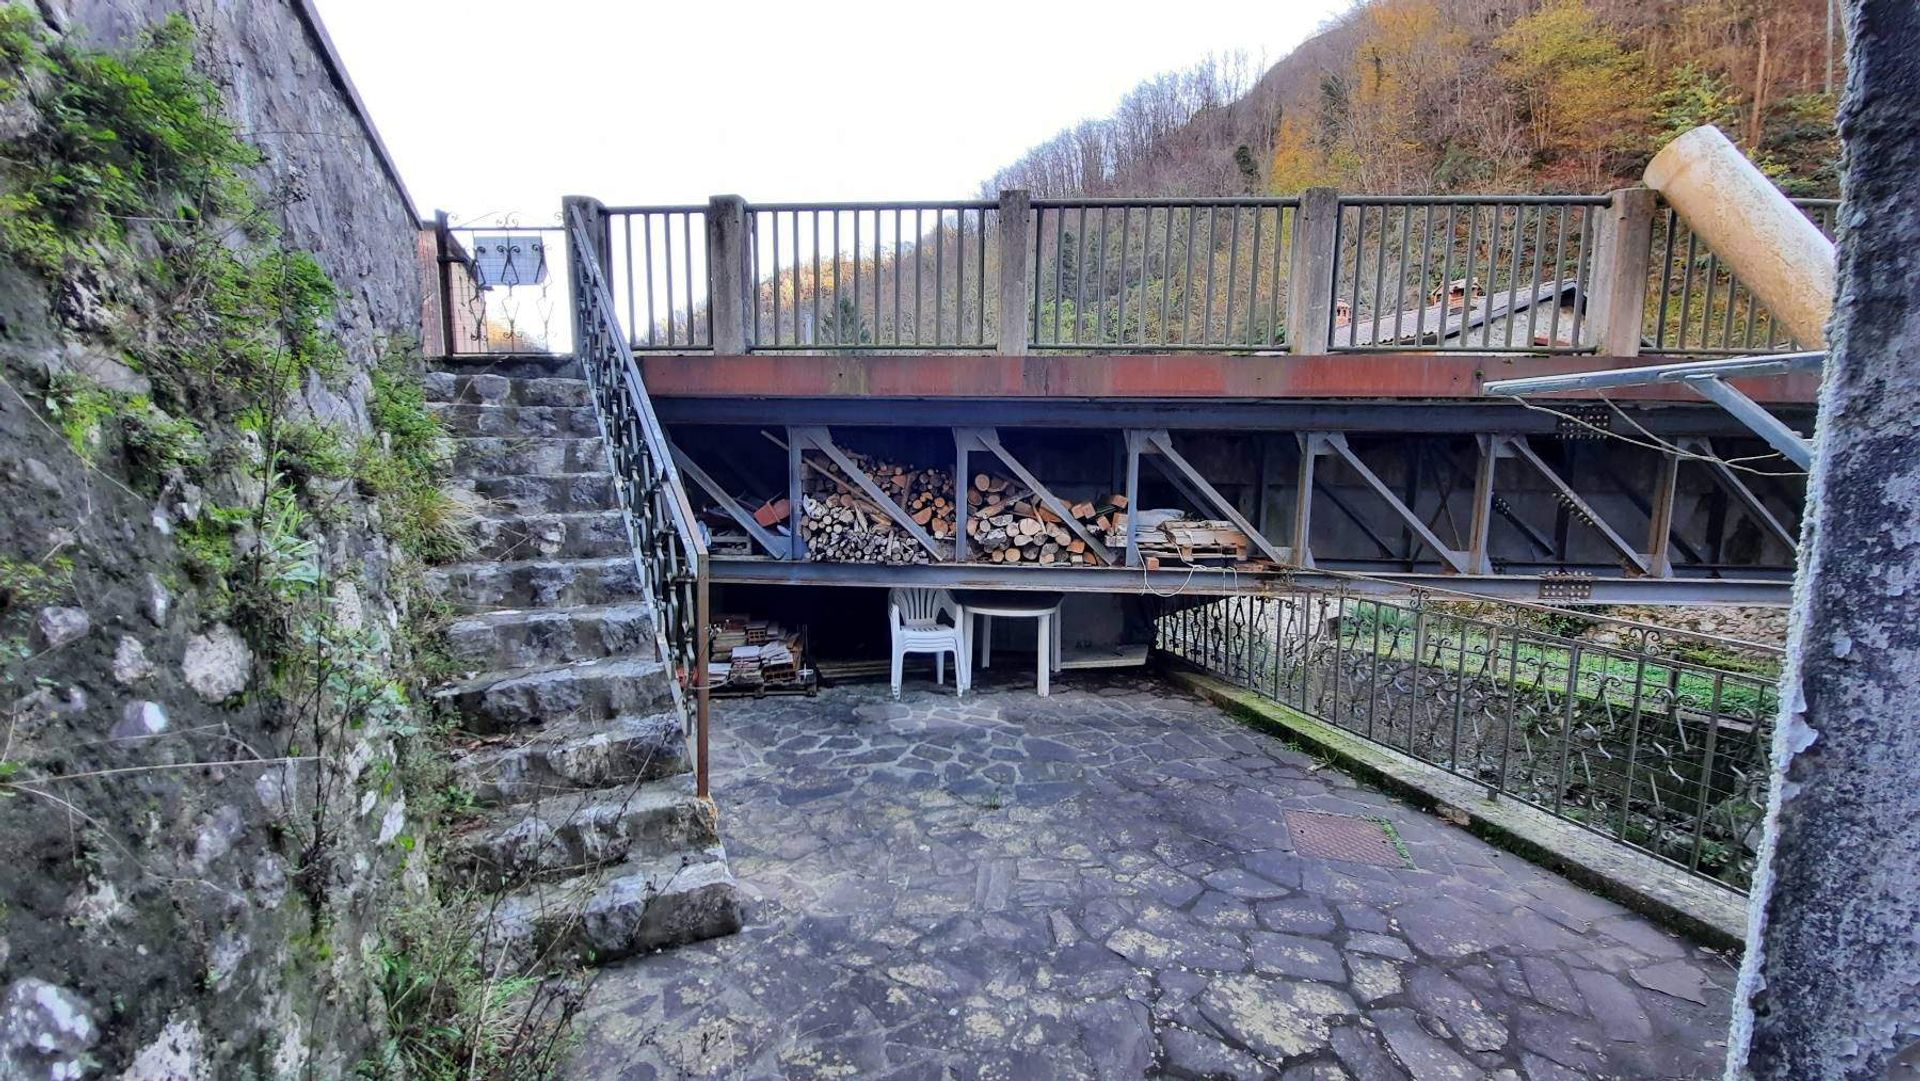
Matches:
[[459, 472, 621, 516], [445, 776, 719, 890], [447, 602, 655, 670], [425, 354, 582, 380], [429, 555, 641, 611], [437, 656, 674, 732], [483, 846, 744, 970], [452, 436, 608, 478], [470, 510, 629, 562], [452, 712, 689, 806], [424, 371, 590, 408], [430, 402, 600, 438]]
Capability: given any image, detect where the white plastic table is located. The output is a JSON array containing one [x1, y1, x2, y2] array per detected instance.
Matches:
[[954, 590, 1064, 696]]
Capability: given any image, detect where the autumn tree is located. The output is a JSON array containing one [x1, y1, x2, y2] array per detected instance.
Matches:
[[1496, 0, 1651, 184]]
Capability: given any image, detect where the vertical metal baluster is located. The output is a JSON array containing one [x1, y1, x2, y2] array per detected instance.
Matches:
[[624, 215, 637, 344], [1246, 206, 1264, 348], [1568, 207, 1592, 348], [874, 208, 885, 345], [683, 212, 697, 345], [853, 210, 862, 346], [1615, 651, 1653, 845], [1503, 204, 1524, 349], [1392, 203, 1413, 347], [935, 209, 945, 345], [770, 211, 782, 346], [1552, 642, 1580, 815], [1653, 208, 1677, 350], [1203, 206, 1219, 344], [1225, 204, 1242, 346], [1180, 207, 1195, 344], [1271, 595, 1285, 700], [1413, 204, 1433, 346], [1740, 278, 1760, 350], [1547, 206, 1569, 348], [1095, 206, 1109, 344], [1702, 251, 1722, 352], [644, 214, 659, 348], [1052, 208, 1066, 345], [1461, 205, 1481, 353], [893, 209, 903, 346], [1721, 261, 1742, 350], [1484, 203, 1506, 349], [1687, 674, 1726, 873], [1436, 204, 1457, 347], [1162, 205, 1175, 346], [1330, 595, 1348, 729], [1676, 229, 1699, 352], [978, 206, 988, 345], [831, 210, 842, 344], [1268, 206, 1284, 348], [1117, 205, 1131, 346], [1366, 603, 1383, 740], [1525, 205, 1547, 349], [913, 208, 923, 345], [1494, 624, 1521, 796], [812, 211, 823, 347], [663, 214, 677, 347], [1369, 205, 1389, 348], [1076, 206, 1089, 346]]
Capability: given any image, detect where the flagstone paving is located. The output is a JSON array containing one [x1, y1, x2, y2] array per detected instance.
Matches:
[[565, 674, 1738, 1080]]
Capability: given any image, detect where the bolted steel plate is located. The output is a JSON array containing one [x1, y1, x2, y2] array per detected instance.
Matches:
[[1285, 810, 1412, 868]]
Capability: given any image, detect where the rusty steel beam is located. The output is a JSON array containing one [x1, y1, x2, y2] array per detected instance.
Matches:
[[643, 353, 1821, 404]]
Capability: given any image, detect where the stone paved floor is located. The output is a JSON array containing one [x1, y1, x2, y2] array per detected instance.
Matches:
[[566, 673, 1739, 1080]]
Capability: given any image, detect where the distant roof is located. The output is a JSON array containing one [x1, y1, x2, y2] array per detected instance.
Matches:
[[1346, 279, 1581, 348]]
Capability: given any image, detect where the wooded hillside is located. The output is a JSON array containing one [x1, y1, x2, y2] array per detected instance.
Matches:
[[986, 0, 1840, 198]]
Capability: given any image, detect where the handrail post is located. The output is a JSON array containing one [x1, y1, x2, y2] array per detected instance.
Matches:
[[563, 195, 611, 355], [707, 195, 751, 354], [1287, 187, 1340, 354], [432, 209, 457, 356], [1586, 187, 1655, 356], [996, 189, 1032, 354]]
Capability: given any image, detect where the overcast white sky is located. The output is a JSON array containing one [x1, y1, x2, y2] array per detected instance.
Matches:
[[314, 0, 1354, 225]]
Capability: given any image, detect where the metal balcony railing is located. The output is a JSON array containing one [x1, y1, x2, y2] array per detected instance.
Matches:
[[433, 189, 1839, 361]]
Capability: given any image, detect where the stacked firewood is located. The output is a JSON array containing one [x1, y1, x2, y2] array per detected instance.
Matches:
[[800, 451, 954, 564], [965, 475, 1126, 566]]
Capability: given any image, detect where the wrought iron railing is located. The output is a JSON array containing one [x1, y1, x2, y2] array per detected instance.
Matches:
[[1157, 588, 1779, 892], [1329, 195, 1607, 353], [1644, 197, 1839, 356], [1030, 197, 1296, 351], [432, 215, 568, 355], [564, 201, 711, 796]]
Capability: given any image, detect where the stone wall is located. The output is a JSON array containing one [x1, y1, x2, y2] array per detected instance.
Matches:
[[0, 3, 431, 1078]]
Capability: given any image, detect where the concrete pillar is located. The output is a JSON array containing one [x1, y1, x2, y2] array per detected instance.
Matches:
[[1585, 188, 1655, 356], [996, 189, 1032, 355], [1287, 187, 1339, 354], [1645, 125, 1836, 349], [706, 194, 750, 354], [1727, 3, 1920, 1077]]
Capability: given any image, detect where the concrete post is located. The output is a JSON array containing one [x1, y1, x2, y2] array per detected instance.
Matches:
[[1727, 3, 1920, 1077], [996, 189, 1032, 354], [707, 195, 751, 354], [1646, 125, 1835, 349], [1585, 188, 1654, 357], [1287, 187, 1339, 354]]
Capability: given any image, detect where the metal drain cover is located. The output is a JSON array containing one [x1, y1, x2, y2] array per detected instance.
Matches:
[[1285, 810, 1411, 868]]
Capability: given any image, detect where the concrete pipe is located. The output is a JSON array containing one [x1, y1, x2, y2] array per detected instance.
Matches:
[[1643, 125, 1836, 349]]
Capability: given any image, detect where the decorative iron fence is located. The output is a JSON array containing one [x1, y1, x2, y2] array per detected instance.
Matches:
[[1644, 197, 1840, 355], [1329, 196, 1608, 353], [605, 205, 711, 351], [1157, 589, 1779, 892], [747, 202, 998, 350], [564, 201, 712, 796], [1029, 198, 1297, 351], [435, 218, 569, 355]]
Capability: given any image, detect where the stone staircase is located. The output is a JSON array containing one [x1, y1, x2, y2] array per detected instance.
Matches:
[[424, 355, 743, 969]]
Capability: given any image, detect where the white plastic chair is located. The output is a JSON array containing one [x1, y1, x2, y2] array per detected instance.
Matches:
[[888, 588, 969, 698]]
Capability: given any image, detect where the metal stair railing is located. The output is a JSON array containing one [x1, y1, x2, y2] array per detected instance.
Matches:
[[565, 201, 711, 797]]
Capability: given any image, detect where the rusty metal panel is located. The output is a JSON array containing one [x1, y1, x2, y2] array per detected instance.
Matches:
[[644, 354, 1820, 405]]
